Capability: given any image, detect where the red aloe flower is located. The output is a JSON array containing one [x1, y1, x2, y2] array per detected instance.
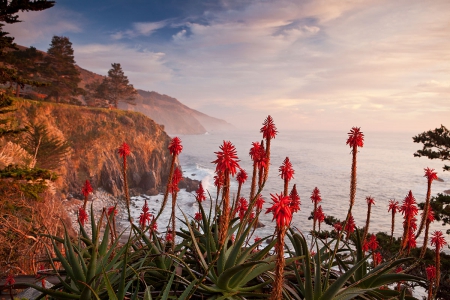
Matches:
[[431, 230, 447, 250], [166, 232, 173, 242], [139, 200, 152, 229], [311, 187, 322, 231], [400, 191, 418, 251], [310, 187, 322, 204], [260, 115, 278, 140], [214, 173, 223, 188], [373, 252, 382, 266], [169, 167, 182, 194], [254, 236, 261, 243], [427, 208, 435, 223], [237, 197, 249, 220], [168, 137, 183, 156], [346, 127, 364, 148], [195, 183, 206, 202], [345, 213, 356, 235], [266, 193, 293, 228], [368, 234, 379, 251], [249, 141, 261, 161], [362, 240, 370, 252], [255, 194, 265, 210], [388, 199, 399, 242], [212, 141, 240, 176], [334, 222, 342, 232], [289, 184, 301, 213], [236, 168, 248, 184], [424, 167, 438, 182], [279, 157, 294, 196], [314, 205, 325, 231], [194, 212, 202, 221], [107, 206, 118, 216], [82, 180, 93, 197], [279, 157, 294, 180], [118, 142, 131, 157], [363, 196, 375, 241], [6, 274, 15, 286], [78, 207, 88, 226], [426, 265, 436, 281], [235, 168, 247, 201]]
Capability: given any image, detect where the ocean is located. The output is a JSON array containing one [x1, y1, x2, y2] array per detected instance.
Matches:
[[129, 129, 449, 246]]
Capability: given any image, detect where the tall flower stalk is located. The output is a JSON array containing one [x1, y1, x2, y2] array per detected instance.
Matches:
[[212, 141, 240, 246], [78, 180, 93, 227], [118, 142, 131, 221], [346, 127, 364, 217], [154, 137, 182, 223], [310, 187, 322, 232], [279, 157, 294, 196], [426, 265, 436, 300], [81, 180, 93, 211], [399, 191, 418, 253], [388, 199, 399, 243], [417, 167, 438, 238], [420, 207, 435, 258], [169, 167, 182, 242], [363, 196, 375, 242], [266, 193, 293, 300], [289, 184, 300, 213], [235, 168, 247, 203], [249, 142, 262, 201], [260, 115, 277, 182], [430, 230, 447, 299]]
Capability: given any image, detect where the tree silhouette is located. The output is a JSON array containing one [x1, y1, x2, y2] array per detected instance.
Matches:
[[97, 63, 136, 108], [413, 125, 450, 171], [42, 36, 81, 104]]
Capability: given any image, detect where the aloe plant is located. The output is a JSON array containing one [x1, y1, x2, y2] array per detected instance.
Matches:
[[286, 230, 424, 299]]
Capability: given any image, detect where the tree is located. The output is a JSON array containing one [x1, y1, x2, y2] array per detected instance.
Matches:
[[413, 125, 450, 171], [97, 63, 136, 108], [20, 122, 70, 170], [0, 93, 24, 137], [0, 0, 55, 56], [42, 36, 81, 104]]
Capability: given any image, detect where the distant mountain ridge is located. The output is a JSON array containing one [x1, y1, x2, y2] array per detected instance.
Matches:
[[77, 66, 234, 134]]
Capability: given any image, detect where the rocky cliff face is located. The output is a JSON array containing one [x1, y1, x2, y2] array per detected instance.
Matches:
[[14, 100, 172, 198]]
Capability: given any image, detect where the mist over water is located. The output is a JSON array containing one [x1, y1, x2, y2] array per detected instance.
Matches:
[[131, 129, 449, 245]]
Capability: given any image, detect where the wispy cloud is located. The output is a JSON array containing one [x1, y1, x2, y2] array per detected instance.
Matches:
[[111, 20, 167, 40]]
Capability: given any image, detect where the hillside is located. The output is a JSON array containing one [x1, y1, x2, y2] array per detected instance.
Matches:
[[77, 66, 234, 134], [11, 99, 172, 197]]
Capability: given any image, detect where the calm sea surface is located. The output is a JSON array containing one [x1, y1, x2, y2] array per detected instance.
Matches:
[[129, 129, 449, 245]]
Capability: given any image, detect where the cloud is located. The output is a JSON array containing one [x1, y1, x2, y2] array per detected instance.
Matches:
[[3, 7, 83, 47], [74, 43, 173, 86], [111, 20, 167, 40]]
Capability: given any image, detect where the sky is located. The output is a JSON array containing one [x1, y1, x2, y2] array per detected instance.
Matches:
[[5, 0, 450, 132]]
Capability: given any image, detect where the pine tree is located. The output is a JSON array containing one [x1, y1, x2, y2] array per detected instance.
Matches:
[[0, 1, 55, 56], [97, 63, 136, 108], [413, 125, 450, 171], [42, 36, 81, 103]]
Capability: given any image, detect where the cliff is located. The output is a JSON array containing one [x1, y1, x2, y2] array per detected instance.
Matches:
[[12, 100, 172, 198], [119, 90, 234, 134]]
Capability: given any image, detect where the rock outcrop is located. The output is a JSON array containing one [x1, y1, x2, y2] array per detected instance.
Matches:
[[13, 100, 172, 198]]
